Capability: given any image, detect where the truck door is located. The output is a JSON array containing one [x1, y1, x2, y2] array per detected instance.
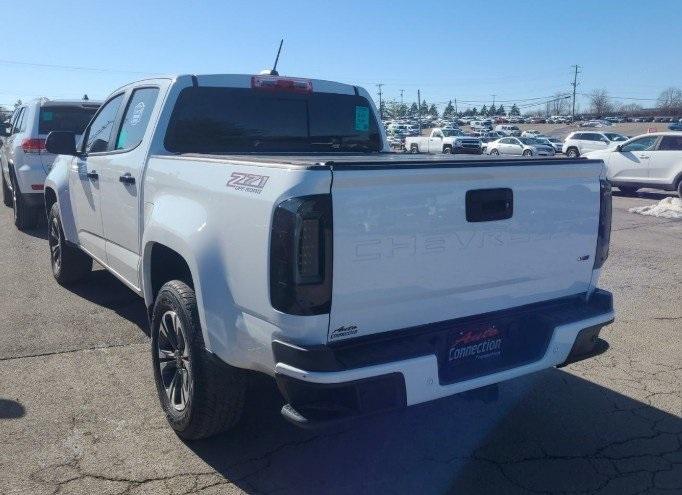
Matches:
[[99, 87, 160, 289], [429, 130, 444, 153], [69, 94, 125, 261]]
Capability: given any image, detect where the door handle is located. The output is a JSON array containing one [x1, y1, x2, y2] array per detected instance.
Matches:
[[86, 170, 99, 180], [119, 173, 135, 185], [639, 155, 650, 159]]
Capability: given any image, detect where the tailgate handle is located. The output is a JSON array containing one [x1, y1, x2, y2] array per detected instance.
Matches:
[[466, 188, 513, 222]]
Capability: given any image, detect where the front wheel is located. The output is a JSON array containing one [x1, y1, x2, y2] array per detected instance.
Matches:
[[152, 280, 246, 440], [410, 144, 419, 154], [677, 181, 682, 199], [48, 203, 93, 284], [442, 146, 452, 154], [489, 149, 500, 156], [566, 147, 580, 158]]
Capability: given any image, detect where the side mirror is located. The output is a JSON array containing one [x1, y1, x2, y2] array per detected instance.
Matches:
[[615, 145, 622, 152], [0, 123, 10, 137], [45, 131, 77, 155]]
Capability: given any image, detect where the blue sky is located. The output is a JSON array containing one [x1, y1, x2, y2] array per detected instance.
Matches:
[[1, 0, 680, 112]]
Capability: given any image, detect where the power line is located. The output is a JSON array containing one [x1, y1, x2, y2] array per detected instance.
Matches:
[[0, 58, 160, 75]]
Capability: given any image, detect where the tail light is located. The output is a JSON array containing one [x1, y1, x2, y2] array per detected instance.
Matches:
[[594, 179, 612, 269], [21, 138, 46, 154], [270, 195, 332, 315], [252, 75, 312, 94]]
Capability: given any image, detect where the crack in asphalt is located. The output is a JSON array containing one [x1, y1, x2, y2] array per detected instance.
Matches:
[[0, 342, 147, 363]]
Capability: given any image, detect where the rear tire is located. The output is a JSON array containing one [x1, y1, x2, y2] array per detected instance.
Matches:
[[2, 173, 11, 207], [152, 280, 246, 440], [11, 170, 39, 230], [677, 180, 682, 199], [618, 186, 639, 196], [566, 147, 580, 158], [48, 203, 93, 284], [410, 144, 419, 154], [523, 149, 533, 157]]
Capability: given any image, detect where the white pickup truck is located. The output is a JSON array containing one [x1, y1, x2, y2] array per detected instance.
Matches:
[[43, 73, 615, 439], [405, 128, 483, 154]]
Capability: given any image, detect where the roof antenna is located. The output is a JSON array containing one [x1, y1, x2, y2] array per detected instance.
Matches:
[[260, 39, 283, 76]]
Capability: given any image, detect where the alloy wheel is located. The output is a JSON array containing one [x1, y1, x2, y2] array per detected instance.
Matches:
[[48, 217, 62, 273], [157, 310, 192, 411]]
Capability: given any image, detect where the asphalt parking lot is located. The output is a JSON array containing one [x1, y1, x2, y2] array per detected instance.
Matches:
[[0, 191, 680, 495]]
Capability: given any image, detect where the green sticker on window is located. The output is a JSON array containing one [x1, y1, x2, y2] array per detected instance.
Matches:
[[42, 111, 53, 121], [355, 106, 369, 131], [116, 129, 128, 149]]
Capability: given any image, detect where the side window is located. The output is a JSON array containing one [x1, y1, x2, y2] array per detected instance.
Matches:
[[115, 88, 160, 151], [84, 94, 124, 153], [621, 136, 659, 153], [432, 130, 444, 139], [658, 136, 682, 151], [571, 133, 583, 140], [12, 108, 25, 134], [512, 138, 521, 145]]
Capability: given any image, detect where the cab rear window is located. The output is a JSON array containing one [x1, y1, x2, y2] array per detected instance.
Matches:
[[164, 87, 382, 153], [39, 106, 99, 135]]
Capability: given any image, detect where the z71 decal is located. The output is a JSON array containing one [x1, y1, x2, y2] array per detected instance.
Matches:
[[227, 172, 270, 194]]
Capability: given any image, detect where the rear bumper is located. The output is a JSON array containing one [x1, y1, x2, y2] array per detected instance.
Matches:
[[274, 289, 614, 427]]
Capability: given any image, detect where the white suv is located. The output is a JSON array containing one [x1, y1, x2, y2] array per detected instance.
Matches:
[[584, 132, 682, 197], [0, 99, 99, 229], [562, 131, 628, 158]]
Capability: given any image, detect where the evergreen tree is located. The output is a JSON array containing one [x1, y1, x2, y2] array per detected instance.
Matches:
[[497, 104, 506, 116], [443, 100, 455, 117], [510, 104, 520, 116], [480, 105, 488, 116]]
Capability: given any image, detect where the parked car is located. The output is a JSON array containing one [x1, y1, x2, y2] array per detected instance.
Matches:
[[470, 120, 493, 132], [486, 137, 556, 156], [43, 73, 613, 439], [494, 124, 521, 136], [669, 122, 682, 131], [521, 129, 542, 138], [584, 132, 682, 197], [0, 98, 100, 229], [562, 131, 628, 158], [405, 127, 481, 154], [535, 136, 563, 153]]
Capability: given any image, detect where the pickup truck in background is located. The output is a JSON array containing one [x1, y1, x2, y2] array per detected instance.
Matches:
[[405, 128, 483, 154], [44, 73, 614, 439]]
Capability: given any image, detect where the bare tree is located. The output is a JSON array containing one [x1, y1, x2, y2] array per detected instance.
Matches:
[[589, 89, 612, 116], [620, 103, 643, 114], [548, 93, 569, 115], [656, 87, 682, 112]]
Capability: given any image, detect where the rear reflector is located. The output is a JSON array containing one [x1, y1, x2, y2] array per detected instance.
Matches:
[[31, 184, 44, 191], [21, 138, 46, 154], [252, 75, 312, 94]]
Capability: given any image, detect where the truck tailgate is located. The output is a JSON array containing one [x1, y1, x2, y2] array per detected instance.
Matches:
[[328, 160, 603, 342]]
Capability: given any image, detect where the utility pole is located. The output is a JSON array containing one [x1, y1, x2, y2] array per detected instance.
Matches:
[[376, 83, 384, 120], [417, 89, 422, 133], [454, 98, 458, 115], [399, 89, 404, 105], [492, 94, 496, 107], [571, 64, 581, 121]]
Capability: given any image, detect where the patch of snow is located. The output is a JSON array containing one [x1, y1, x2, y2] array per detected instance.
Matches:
[[628, 197, 682, 219]]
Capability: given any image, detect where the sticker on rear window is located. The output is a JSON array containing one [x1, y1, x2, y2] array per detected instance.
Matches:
[[355, 106, 369, 131], [42, 111, 54, 121]]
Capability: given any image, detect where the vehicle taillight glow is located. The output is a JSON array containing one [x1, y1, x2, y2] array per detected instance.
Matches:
[[21, 138, 46, 154], [31, 184, 44, 191], [251, 75, 312, 94]]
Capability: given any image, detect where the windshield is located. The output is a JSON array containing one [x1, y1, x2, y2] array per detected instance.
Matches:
[[165, 87, 382, 153], [442, 130, 463, 137], [38, 105, 99, 135], [604, 133, 627, 142], [520, 138, 542, 145]]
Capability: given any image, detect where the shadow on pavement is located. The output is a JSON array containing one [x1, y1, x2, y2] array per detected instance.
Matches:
[[612, 189, 676, 200], [0, 398, 25, 419], [63, 268, 149, 335], [185, 368, 681, 494]]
